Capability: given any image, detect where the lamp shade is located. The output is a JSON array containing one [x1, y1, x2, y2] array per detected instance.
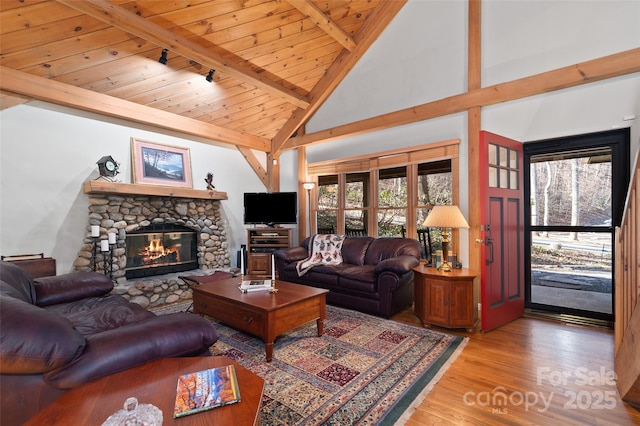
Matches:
[[302, 182, 315, 190], [422, 205, 469, 229]]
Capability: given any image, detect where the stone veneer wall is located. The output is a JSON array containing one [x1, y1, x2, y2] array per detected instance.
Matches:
[[74, 194, 230, 307]]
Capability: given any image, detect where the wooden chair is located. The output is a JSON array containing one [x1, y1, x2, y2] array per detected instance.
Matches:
[[317, 226, 335, 235], [345, 227, 367, 237], [417, 228, 433, 264]]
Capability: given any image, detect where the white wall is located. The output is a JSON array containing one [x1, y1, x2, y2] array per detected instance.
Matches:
[[307, 0, 467, 131], [0, 102, 269, 273], [305, 0, 640, 266], [481, 0, 640, 157]]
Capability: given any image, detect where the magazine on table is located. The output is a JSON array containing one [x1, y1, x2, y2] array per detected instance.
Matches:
[[239, 279, 272, 292], [173, 364, 241, 418]]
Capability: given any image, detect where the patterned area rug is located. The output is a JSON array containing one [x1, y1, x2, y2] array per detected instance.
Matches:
[[206, 305, 467, 425]]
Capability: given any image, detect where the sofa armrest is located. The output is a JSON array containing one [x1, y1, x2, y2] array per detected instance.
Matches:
[[275, 246, 309, 263], [33, 272, 114, 307], [43, 313, 219, 389], [374, 255, 420, 274], [0, 296, 86, 374]]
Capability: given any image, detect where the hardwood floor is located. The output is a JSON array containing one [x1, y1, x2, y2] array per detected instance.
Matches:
[[391, 308, 640, 425]]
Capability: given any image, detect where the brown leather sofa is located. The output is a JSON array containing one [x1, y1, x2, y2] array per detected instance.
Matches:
[[0, 260, 219, 425], [275, 236, 421, 318]]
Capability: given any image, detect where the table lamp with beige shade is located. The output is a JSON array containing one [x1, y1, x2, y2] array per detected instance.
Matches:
[[422, 205, 469, 272]]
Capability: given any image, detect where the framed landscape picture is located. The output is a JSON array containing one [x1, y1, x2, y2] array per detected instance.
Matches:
[[131, 138, 193, 188]]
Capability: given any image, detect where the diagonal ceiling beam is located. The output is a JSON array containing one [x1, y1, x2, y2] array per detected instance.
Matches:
[[285, 0, 357, 52], [0, 66, 270, 151], [272, 0, 407, 155], [56, 0, 310, 109], [0, 90, 31, 110], [284, 47, 640, 149], [237, 146, 269, 188]]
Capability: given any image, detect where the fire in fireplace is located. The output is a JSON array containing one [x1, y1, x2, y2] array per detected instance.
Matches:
[[125, 224, 198, 279]]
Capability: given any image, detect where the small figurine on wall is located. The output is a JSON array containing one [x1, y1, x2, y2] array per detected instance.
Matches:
[[205, 172, 215, 190]]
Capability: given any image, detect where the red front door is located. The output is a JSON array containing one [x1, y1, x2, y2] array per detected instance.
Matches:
[[479, 131, 525, 331]]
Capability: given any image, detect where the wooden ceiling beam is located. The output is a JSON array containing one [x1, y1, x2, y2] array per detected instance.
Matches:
[[237, 147, 269, 189], [55, 0, 311, 109], [285, 0, 357, 52], [0, 66, 270, 151], [0, 91, 31, 110], [284, 47, 640, 149], [271, 0, 407, 155]]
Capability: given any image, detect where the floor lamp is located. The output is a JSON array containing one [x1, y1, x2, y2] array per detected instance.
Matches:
[[422, 205, 469, 272], [303, 182, 315, 236]]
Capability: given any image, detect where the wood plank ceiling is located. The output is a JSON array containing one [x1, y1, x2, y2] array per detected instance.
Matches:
[[0, 0, 405, 154]]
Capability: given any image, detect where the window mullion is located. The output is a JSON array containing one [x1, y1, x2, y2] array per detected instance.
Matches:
[[337, 173, 347, 233]]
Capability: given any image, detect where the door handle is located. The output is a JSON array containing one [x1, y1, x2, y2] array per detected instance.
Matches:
[[486, 237, 494, 265]]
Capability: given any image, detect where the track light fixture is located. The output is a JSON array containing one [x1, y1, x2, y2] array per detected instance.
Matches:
[[158, 49, 168, 65], [206, 69, 215, 82]]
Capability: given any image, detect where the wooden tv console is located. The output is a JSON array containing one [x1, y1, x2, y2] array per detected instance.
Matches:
[[246, 228, 292, 276]]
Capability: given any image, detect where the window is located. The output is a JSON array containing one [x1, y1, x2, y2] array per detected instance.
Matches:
[[378, 167, 407, 237], [317, 175, 338, 234], [307, 140, 459, 241], [416, 160, 452, 252], [488, 143, 519, 190], [345, 172, 370, 235]]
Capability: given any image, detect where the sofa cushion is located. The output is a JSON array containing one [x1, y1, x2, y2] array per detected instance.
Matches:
[[364, 238, 421, 265], [0, 260, 35, 303], [341, 237, 374, 266], [34, 272, 114, 307], [338, 277, 377, 294], [45, 295, 156, 335], [338, 264, 377, 282], [298, 270, 340, 287], [308, 264, 344, 275], [0, 296, 86, 374]]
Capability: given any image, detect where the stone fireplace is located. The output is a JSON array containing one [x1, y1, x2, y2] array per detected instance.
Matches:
[[74, 182, 231, 307]]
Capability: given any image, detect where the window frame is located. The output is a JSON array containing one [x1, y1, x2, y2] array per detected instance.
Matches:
[[307, 139, 460, 242]]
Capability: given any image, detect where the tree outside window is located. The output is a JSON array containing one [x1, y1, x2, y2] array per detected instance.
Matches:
[[378, 166, 407, 237]]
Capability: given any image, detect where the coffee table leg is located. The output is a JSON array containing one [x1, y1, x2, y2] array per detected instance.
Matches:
[[317, 300, 325, 336], [265, 342, 274, 362]]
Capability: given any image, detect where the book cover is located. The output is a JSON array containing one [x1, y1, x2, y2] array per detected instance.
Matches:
[[240, 279, 272, 289], [173, 365, 241, 418], [238, 286, 271, 293]]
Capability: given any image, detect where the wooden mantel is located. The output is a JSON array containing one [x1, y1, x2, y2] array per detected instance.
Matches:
[[83, 180, 228, 200]]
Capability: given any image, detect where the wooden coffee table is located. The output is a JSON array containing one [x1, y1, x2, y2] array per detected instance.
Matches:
[[192, 278, 329, 362], [25, 357, 264, 425]]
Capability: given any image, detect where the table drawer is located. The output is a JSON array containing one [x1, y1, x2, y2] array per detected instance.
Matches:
[[193, 294, 263, 336]]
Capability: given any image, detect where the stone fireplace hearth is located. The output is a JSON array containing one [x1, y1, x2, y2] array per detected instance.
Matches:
[[74, 182, 231, 307]]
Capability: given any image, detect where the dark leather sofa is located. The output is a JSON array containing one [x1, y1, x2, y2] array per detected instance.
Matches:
[[275, 236, 421, 318], [0, 260, 219, 425]]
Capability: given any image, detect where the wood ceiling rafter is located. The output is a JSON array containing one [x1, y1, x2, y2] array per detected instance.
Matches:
[[284, 47, 640, 149], [237, 146, 269, 189], [0, 90, 31, 110], [56, 0, 311, 109], [0, 66, 270, 151], [271, 0, 408, 155], [285, 0, 357, 52]]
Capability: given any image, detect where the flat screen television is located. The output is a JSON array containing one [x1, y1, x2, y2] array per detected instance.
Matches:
[[243, 192, 297, 226]]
